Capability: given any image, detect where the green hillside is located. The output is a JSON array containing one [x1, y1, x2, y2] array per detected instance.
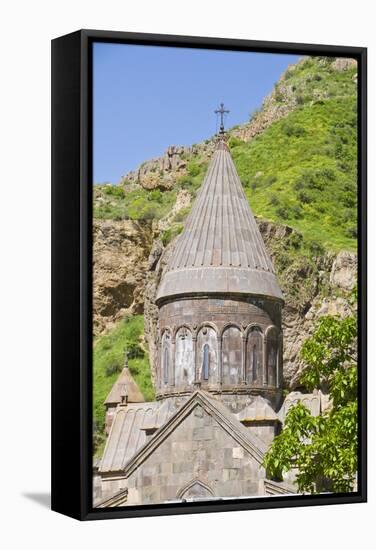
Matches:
[[231, 58, 357, 251], [93, 315, 154, 455], [94, 56, 357, 252]]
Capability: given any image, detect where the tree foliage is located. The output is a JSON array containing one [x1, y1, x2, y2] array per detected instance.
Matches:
[[263, 313, 358, 494]]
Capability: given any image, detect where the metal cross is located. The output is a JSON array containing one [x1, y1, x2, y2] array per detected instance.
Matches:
[[215, 103, 230, 134]]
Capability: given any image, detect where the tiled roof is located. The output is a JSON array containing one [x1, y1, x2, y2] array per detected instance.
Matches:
[[104, 368, 145, 405], [100, 391, 268, 475], [99, 399, 178, 473], [157, 139, 283, 302]]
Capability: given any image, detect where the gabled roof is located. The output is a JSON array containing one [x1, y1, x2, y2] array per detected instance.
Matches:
[[236, 396, 279, 422], [99, 399, 177, 473], [264, 479, 296, 496], [95, 487, 129, 508], [100, 390, 267, 476], [156, 138, 283, 302], [104, 368, 145, 406]]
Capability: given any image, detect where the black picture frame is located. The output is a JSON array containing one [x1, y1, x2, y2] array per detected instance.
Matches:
[[51, 29, 367, 521]]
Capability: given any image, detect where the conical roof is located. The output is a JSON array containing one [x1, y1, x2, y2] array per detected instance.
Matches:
[[104, 368, 144, 406], [156, 138, 283, 303]]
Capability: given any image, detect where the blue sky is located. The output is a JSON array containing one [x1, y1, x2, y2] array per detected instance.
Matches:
[[93, 43, 299, 184]]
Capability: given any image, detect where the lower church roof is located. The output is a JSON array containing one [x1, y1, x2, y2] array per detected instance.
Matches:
[[104, 368, 145, 406], [99, 391, 267, 475], [99, 399, 177, 473]]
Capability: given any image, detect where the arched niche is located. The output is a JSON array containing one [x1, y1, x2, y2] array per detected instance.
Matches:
[[174, 326, 194, 387], [246, 326, 263, 385], [160, 329, 172, 388], [196, 325, 218, 385], [222, 325, 242, 385], [266, 326, 279, 387], [177, 479, 214, 500]]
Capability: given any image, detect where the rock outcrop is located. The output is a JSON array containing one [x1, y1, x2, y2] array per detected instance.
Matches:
[[93, 219, 154, 334], [121, 144, 214, 191], [330, 251, 357, 291]]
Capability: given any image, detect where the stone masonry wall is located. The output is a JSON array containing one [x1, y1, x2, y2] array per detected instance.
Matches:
[[159, 295, 281, 332], [156, 295, 282, 400], [123, 404, 265, 505]]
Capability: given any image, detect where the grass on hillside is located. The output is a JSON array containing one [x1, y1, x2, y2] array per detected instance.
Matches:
[[229, 57, 357, 251], [228, 57, 358, 252], [231, 94, 357, 251], [94, 186, 177, 221], [93, 315, 155, 455], [94, 158, 208, 225]]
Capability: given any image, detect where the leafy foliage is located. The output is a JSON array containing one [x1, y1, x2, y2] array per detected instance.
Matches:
[[93, 315, 155, 455], [176, 160, 208, 196], [94, 185, 177, 221], [263, 313, 358, 494], [161, 223, 184, 246]]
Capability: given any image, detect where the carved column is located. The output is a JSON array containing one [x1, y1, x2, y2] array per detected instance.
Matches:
[[157, 332, 161, 391], [263, 335, 268, 386], [217, 335, 222, 388], [242, 335, 247, 384], [193, 336, 200, 388], [277, 332, 283, 388], [171, 336, 176, 387]]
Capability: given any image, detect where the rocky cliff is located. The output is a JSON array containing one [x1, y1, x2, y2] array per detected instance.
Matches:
[[93, 219, 153, 334]]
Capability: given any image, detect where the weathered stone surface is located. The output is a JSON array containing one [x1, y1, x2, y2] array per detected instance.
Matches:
[[330, 251, 357, 291], [156, 295, 281, 401], [99, 391, 270, 505], [121, 144, 214, 190], [331, 57, 357, 71], [93, 219, 153, 334]]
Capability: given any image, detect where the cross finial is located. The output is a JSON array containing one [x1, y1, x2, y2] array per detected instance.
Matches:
[[215, 103, 230, 134]]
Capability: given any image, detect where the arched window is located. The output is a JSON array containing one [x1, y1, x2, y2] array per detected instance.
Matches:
[[178, 480, 214, 500], [252, 344, 257, 381], [160, 330, 171, 388], [175, 327, 194, 387], [163, 346, 169, 385], [246, 326, 263, 385], [202, 344, 210, 380], [196, 326, 218, 384], [222, 325, 242, 385]]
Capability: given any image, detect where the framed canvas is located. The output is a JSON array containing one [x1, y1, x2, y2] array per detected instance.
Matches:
[[51, 29, 367, 520]]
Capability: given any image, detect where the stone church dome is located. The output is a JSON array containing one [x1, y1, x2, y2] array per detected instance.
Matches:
[[155, 132, 284, 404], [156, 139, 283, 303]]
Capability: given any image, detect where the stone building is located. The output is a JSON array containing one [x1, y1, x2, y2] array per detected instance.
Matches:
[[95, 128, 306, 507]]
